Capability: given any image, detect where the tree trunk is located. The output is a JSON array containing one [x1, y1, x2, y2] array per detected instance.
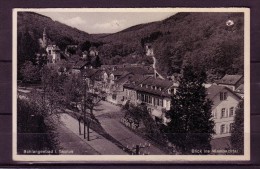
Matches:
[[90, 108, 99, 124], [78, 119, 81, 135]]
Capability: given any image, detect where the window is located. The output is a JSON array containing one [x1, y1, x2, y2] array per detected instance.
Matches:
[[229, 107, 234, 117], [212, 111, 217, 119], [221, 108, 226, 118], [220, 124, 225, 134], [112, 94, 117, 100], [220, 92, 228, 100], [159, 99, 163, 107], [230, 123, 234, 133]]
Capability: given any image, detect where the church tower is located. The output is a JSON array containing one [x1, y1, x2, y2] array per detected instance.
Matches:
[[42, 27, 47, 48]]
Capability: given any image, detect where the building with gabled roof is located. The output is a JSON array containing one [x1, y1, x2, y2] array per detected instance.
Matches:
[[71, 60, 88, 74], [235, 84, 244, 98], [217, 74, 243, 91], [123, 76, 178, 123], [206, 85, 241, 138]]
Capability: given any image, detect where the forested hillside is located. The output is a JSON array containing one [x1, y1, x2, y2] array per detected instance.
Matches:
[[17, 12, 244, 82], [18, 12, 92, 50], [97, 12, 244, 81]]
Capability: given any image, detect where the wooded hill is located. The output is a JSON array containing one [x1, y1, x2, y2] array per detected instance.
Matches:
[[97, 12, 244, 81], [17, 12, 244, 82], [17, 12, 92, 51]]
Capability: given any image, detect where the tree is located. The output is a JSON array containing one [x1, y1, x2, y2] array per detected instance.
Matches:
[[166, 65, 214, 154], [30, 66, 67, 116], [20, 61, 41, 83], [80, 40, 92, 52], [231, 100, 244, 154], [92, 55, 102, 68], [122, 103, 165, 142], [17, 97, 59, 154]]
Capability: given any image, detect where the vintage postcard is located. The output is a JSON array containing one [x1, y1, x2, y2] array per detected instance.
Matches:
[[12, 8, 250, 162]]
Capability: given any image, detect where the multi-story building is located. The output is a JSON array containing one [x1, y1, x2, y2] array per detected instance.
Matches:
[[124, 76, 178, 123], [217, 74, 243, 91], [207, 85, 242, 138]]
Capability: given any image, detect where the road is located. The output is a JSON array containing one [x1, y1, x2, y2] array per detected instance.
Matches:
[[18, 87, 166, 154], [59, 113, 127, 155], [56, 120, 99, 155], [151, 55, 164, 79], [93, 101, 166, 155]]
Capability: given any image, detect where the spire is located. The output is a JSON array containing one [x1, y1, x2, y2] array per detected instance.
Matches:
[[42, 27, 47, 48], [43, 27, 46, 35]]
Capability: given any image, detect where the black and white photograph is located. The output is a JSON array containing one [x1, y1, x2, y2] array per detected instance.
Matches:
[[12, 8, 250, 162]]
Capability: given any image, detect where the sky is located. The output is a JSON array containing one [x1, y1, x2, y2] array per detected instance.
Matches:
[[37, 12, 176, 34]]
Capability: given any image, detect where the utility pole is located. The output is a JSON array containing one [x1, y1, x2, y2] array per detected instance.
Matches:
[[87, 120, 90, 141]]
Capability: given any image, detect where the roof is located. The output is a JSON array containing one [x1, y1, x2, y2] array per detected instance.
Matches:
[[81, 69, 101, 79], [117, 67, 154, 75], [134, 77, 174, 97], [111, 70, 129, 76], [123, 75, 150, 89], [206, 85, 241, 100], [217, 75, 243, 85], [72, 60, 88, 69], [235, 84, 244, 94]]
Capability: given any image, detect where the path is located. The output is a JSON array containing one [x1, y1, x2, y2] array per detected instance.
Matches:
[[151, 55, 164, 79], [59, 113, 127, 155], [56, 120, 99, 155]]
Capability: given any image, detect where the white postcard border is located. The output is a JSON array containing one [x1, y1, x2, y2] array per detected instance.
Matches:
[[12, 7, 250, 162]]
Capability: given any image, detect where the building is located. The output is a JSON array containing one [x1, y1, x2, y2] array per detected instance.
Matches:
[[71, 60, 88, 74], [82, 68, 103, 93], [123, 75, 150, 105], [145, 44, 154, 56], [46, 44, 61, 64], [38, 27, 48, 48], [106, 72, 135, 104], [235, 84, 244, 98], [124, 76, 178, 123], [217, 74, 243, 91], [89, 47, 99, 57], [207, 85, 242, 139]]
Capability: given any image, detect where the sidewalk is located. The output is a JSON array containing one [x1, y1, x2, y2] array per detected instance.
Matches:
[[59, 113, 127, 155]]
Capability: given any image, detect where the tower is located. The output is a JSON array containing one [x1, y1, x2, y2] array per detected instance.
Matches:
[[42, 27, 47, 48]]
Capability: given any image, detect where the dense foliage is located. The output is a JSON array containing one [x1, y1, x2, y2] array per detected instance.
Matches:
[[123, 103, 165, 143], [231, 100, 244, 154], [97, 12, 244, 81], [18, 12, 92, 50], [166, 65, 214, 154], [18, 12, 244, 82], [17, 98, 59, 154]]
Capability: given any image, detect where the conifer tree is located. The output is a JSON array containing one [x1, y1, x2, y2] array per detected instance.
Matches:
[[166, 65, 214, 154], [231, 100, 244, 154]]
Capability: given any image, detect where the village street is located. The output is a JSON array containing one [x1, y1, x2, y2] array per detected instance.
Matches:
[[93, 101, 165, 154], [60, 100, 166, 155], [18, 87, 166, 155]]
